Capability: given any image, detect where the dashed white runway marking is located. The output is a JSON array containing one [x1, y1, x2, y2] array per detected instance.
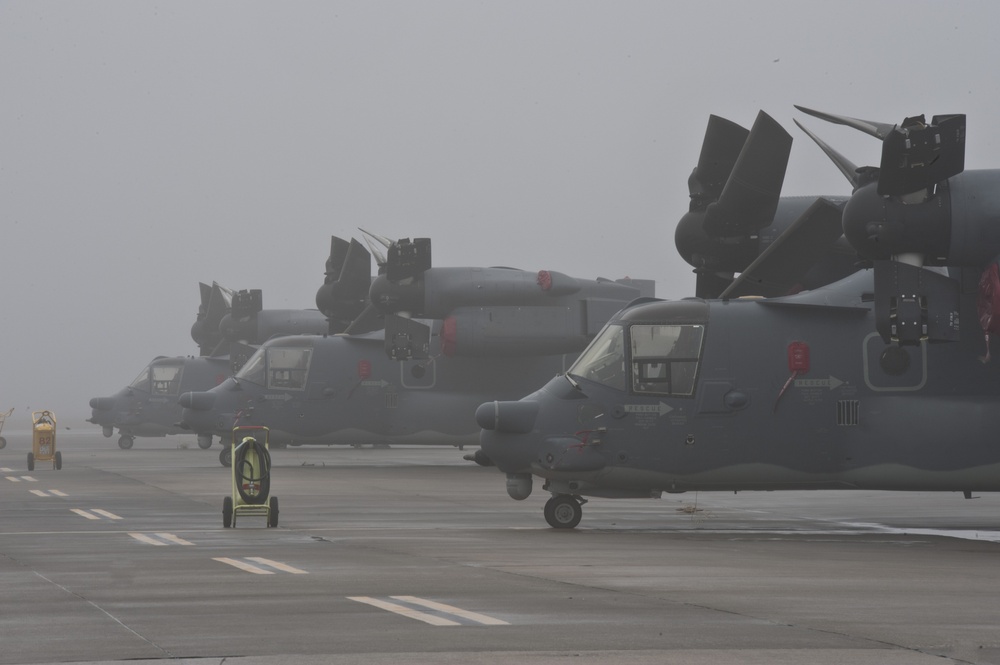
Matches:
[[348, 596, 508, 626]]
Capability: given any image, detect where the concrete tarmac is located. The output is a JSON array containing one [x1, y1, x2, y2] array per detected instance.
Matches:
[[1, 426, 999, 665]]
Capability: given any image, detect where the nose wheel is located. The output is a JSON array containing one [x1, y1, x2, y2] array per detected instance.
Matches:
[[544, 494, 583, 529]]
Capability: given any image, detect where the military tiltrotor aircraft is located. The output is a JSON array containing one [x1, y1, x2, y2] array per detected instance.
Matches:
[[180, 236, 654, 465], [89, 241, 368, 449], [477, 106, 1000, 529]]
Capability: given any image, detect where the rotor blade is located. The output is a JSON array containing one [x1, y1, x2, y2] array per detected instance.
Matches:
[[325, 236, 351, 278], [359, 229, 389, 267], [687, 115, 749, 211], [702, 110, 791, 238], [190, 282, 216, 352], [794, 105, 897, 140], [720, 198, 845, 299], [793, 119, 861, 190], [338, 238, 372, 287], [198, 282, 212, 312], [343, 303, 384, 335]]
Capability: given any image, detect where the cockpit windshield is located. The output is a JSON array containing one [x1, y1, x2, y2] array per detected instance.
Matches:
[[567, 322, 706, 396], [129, 361, 183, 395], [236, 350, 266, 385], [129, 366, 151, 390], [235, 346, 312, 390], [567, 324, 627, 390]]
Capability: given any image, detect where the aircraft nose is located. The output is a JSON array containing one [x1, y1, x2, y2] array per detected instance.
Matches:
[[178, 391, 216, 411], [478, 400, 540, 475], [475, 400, 538, 433], [90, 396, 114, 411]]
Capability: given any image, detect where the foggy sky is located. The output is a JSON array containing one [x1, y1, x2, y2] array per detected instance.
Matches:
[[2, 0, 999, 422]]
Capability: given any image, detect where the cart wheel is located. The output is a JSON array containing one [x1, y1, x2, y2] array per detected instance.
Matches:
[[219, 446, 232, 467], [268, 496, 279, 528], [223, 496, 233, 528], [0, 436, 6, 450], [27, 452, 34, 472], [54, 451, 62, 470], [118, 435, 134, 450]]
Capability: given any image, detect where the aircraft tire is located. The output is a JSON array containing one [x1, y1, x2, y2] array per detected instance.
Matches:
[[222, 496, 233, 528], [219, 446, 232, 467], [55, 451, 62, 470], [0, 436, 6, 449], [118, 435, 133, 450], [544, 494, 582, 529], [268, 496, 279, 528], [27, 452, 34, 472], [197, 435, 213, 450]]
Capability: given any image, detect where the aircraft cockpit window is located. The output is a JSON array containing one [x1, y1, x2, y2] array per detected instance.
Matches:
[[630, 324, 704, 396], [567, 324, 627, 391], [128, 367, 151, 391], [236, 351, 266, 386], [150, 364, 183, 396], [266, 347, 312, 391]]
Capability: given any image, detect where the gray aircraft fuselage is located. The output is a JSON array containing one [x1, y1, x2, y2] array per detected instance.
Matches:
[[88, 355, 230, 448], [479, 269, 1000, 526], [180, 328, 572, 448]]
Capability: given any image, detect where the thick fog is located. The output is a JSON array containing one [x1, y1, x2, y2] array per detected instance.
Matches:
[[2, 0, 998, 422]]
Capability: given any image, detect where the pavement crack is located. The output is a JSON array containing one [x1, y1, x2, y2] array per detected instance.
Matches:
[[32, 570, 174, 657]]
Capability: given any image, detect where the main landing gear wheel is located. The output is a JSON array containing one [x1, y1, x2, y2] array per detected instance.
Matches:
[[54, 451, 62, 470], [118, 435, 134, 450], [27, 452, 34, 472], [544, 494, 582, 529], [219, 446, 233, 467], [197, 434, 213, 450], [0, 436, 6, 449], [222, 496, 233, 528]]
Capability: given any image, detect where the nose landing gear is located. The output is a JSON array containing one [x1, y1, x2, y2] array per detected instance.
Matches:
[[543, 494, 585, 529]]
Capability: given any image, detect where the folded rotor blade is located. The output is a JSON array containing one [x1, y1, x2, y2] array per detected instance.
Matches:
[[688, 115, 749, 211], [702, 110, 791, 238], [720, 198, 845, 299]]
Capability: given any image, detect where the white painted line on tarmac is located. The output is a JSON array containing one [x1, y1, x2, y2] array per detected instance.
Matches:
[[391, 595, 509, 625], [245, 557, 307, 574], [21, 476, 38, 482], [49, 489, 67, 497], [130, 533, 166, 546], [90, 509, 123, 520], [348, 596, 460, 626], [6, 476, 21, 482], [0, 468, 13, 472], [129, 532, 193, 546], [30, 489, 49, 497], [71, 509, 101, 520], [155, 533, 194, 546], [213, 557, 275, 574]]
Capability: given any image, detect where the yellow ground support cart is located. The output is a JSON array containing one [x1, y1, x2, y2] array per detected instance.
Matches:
[[0, 407, 12, 449], [29, 410, 61, 471], [222, 425, 277, 528]]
